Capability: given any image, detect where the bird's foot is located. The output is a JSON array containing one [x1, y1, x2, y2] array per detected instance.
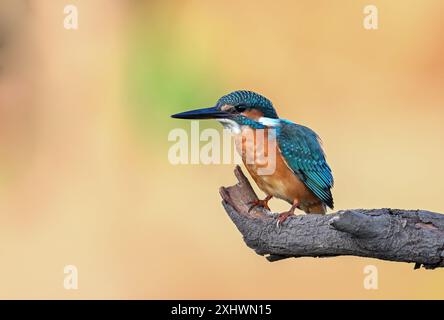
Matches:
[[276, 200, 299, 227], [276, 211, 295, 227], [248, 195, 272, 213]]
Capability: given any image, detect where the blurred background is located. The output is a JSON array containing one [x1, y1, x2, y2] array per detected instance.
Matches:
[[0, 0, 443, 299]]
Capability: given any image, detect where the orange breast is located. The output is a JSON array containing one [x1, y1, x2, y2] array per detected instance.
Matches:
[[234, 127, 322, 210]]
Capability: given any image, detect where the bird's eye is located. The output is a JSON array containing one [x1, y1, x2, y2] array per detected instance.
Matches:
[[234, 104, 247, 112]]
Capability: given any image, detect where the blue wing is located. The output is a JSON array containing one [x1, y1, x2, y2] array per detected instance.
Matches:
[[276, 120, 334, 208]]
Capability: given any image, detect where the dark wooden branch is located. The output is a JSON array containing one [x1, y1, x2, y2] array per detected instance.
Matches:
[[220, 166, 444, 269]]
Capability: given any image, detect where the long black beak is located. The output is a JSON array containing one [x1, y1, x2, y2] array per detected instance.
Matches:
[[171, 106, 229, 120]]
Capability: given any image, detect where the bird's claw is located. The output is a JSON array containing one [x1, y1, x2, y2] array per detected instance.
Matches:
[[276, 211, 294, 228], [248, 199, 271, 213]]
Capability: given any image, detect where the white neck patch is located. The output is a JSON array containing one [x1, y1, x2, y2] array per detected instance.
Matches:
[[258, 117, 281, 127]]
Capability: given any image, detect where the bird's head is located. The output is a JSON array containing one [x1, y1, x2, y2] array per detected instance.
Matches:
[[171, 90, 278, 125]]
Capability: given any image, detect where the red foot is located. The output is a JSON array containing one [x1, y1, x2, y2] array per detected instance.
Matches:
[[276, 211, 294, 226], [248, 196, 272, 213], [276, 201, 299, 227]]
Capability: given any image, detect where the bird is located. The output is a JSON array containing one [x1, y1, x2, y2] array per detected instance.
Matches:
[[171, 90, 334, 225]]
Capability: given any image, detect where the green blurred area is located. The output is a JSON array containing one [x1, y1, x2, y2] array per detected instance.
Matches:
[[126, 17, 223, 138]]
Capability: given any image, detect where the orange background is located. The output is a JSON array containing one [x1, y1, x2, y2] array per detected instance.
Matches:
[[0, 0, 443, 299]]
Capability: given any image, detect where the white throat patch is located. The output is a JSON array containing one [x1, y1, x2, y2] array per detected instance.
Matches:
[[218, 119, 241, 134]]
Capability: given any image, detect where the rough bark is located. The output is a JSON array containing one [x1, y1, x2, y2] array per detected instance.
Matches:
[[220, 166, 444, 269]]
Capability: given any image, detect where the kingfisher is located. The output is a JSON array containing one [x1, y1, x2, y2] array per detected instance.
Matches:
[[171, 90, 334, 225]]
